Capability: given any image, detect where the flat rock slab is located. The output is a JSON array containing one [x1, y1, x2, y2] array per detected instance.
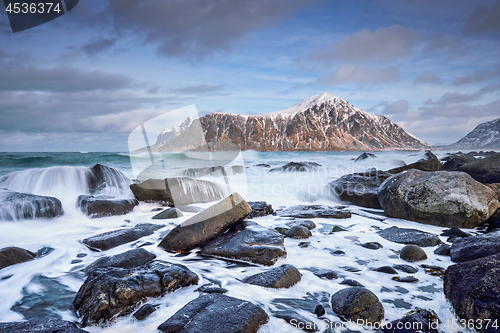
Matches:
[[77, 195, 138, 218], [157, 294, 269, 333], [0, 246, 36, 270], [152, 207, 183, 219], [247, 201, 274, 218], [331, 287, 384, 323], [159, 193, 252, 252], [200, 221, 286, 266], [450, 232, 500, 263], [377, 226, 441, 247], [277, 205, 351, 219], [84, 248, 156, 272], [82, 228, 154, 251], [0, 188, 63, 220], [0, 318, 89, 333], [243, 264, 301, 288], [444, 253, 500, 332], [73, 260, 199, 326]]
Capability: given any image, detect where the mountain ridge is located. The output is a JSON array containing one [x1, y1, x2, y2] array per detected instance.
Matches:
[[442, 117, 500, 150]]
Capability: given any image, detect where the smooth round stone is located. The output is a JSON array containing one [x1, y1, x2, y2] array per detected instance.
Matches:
[[314, 304, 325, 317], [393, 264, 418, 274], [400, 245, 427, 262], [340, 279, 364, 287], [374, 266, 398, 274], [285, 226, 312, 239], [361, 242, 383, 250]]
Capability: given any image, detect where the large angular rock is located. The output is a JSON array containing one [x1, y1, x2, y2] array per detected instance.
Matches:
[[243, 264, 301, 288], [200, 221, 286, 266], [377, 226, 441, 247], [378, 170, 500, 228], [444, 253, 500, 332], [84, 248, 156, 272], [458, 153, 500, 184], [130, 177, 225, 205], [157, 294, 269, 333], [450, 232, 500, 263], [0, 318, 89, 333], [82, 228, 154, 251], [158, 193, 251, 252], [330, 287, 384, 323], [77, 195, 138, 218], [269, 162, 322, 172], [73, 260, 199, 326], [277, 205, 351, 219], [0, 188, 63, 220], [247, 201, 274, 219], [380, 308, 440, 333], [0, 246, 36, 270], [388, 151, 441, 174]]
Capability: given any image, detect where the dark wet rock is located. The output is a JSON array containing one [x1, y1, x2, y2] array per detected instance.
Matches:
[[130, 177, 225, 205], [450, 232, 500, 262], [379, 170, 500, 228], [159, 193, 252, 252], [312, 269, 338, 280], [269, 161, 322, 172], [331, 287, 384, 323], [331, 225, 348, 233], [441, 227, 469, 242], [328, 249, 346, 256], [84, 248, 156, 272], [157, 294, 269, 333], [488, 183, 500, 200], [255, 163, 271, 168], [458, 153, 500, 184], [377, 226, 441, 247], [243, 264, 301, 288], [87, 164, 129, 195], [314, 304, 326, 317], [388, 151, 441, 174], [178, 165, 245, 178], [392, 276, 419, 283], [298, 242, 309, 248], [277, 205, 351, 219], [274, 310, 318, 332], [82, 228, 153, 251], [421, 264, 445, 278], [374, 266, 398, 274], [400, 245, 427, 262], [328, 170, 391, 209], [274, 226, 288, 235], [247, 201, 274, 218], [200, 220, 286, 266], [73, 260, 199, 326], [152, 207, 183, 219], [355, 152, 376, 162], [380, 308, 440, 333], [133, 304, 157, 320], [442, 155, 477, 171], [434, 244, 451, 256], [444, 253, 500, 332], [0, 188, 63, 220], [77, 195, 138, 218], [134, 222, 166, 232], [361, 242, 383, 250], [286, 219, 316, 230], [340, 279, 364, 287], [0, 317, 89, 333], [0, 246, 36, 270], [285, 226, 312, 239], [197, 284, 228, 294]]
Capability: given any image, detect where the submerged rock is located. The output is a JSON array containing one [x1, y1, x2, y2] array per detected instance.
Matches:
[[84, 248, 156, 272], [200, 221, 286, 266], [0, 246, 36, 270], [82, 228, 154, 251], [378, 170, 499, 228], [157, 294, 269, 333], [388, 151, 441, 174], [355, 152, 376, 162], [73, 260, 199, 326], [0, 188, 63, 220], [330, 287, 384, 323], [269, 162, 322, 172], [87, 164, 129, 195], [247, 201, 274, 218], [380, 308, 440, 333], [77, 195, 138, 218], [450, 232, 500, 262], [243, 264, 301, 288], [0, 318, 89, 333], [377, 226, 441, 247], [400, 245, 427, 262], [277, 205, 351, 219], [458, 153, 500, 184], [158, 193, 251, 252], [151, 207, 183, 220]]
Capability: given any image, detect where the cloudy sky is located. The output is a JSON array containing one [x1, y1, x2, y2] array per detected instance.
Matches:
[[0, 0, 499, 151]]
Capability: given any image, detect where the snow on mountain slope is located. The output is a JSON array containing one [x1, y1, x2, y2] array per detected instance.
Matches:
[[445, 118, 500, 149]]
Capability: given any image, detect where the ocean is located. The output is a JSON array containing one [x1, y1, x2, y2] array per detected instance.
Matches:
[[0, 150, 477, 332]]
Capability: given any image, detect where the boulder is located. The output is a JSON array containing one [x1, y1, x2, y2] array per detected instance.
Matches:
[[377, 226, 441, 247], [328, 170, 391, 209], [330, 287, 384, 323], [380, 308, 439, 333], [441, 227, 469, 242], [77, 195, 138, 218], [355, 152, 376, 162], [444, 253, 500, 332], [73, 260, 199, 326], [488, 183, 500, 200], [0, 318, 89, 333], [82, 228, 154, 251], [285, 226, 312, 239], [388, 151, 441, 174], [441, 155, 477, 171], [157, 294, 269, 333], [269, 162, 322, 172], [247, 201, 274, 218], [158, 193, 251, 252], [400, 245, 427, 262], [133, 304, 157, 320], [84, 248, 156, 272], [0, 246, 36, 270], [450, 232, 500, 263], [243, 264, 301, 288], [434, 244, 451, 256], [312, 269, 338, 280], [152, 207, 183, 219], [286, 220, 316, 230], [277, 205, 351, 219], [86, 164, 129, 194], [377, 170, 500, 228], [130, 177, 225, 205], [458, 153, 500, 184], [0, 188, 63, 220], [200, 221, 286, 266]]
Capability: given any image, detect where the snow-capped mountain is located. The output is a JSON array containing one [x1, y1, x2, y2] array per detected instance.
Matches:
[[444, 118, 500, 149], [154, 93, 428, 151], [152, 116, 194, 149]]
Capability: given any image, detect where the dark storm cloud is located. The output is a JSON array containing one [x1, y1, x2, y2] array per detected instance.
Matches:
[[315, 64, 400, 86], [82, 37, 117, 56], [452, 66, 500, 85], [171, 84, 228, 95], [464, 2, 500, 36], [413, 73, 442, 85]]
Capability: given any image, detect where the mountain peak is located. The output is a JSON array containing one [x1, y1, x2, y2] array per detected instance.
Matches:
[[261, 92, 342, 117], [445, 117, 500, 149]]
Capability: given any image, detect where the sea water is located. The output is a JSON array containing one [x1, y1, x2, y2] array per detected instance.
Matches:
[[0, 150, 484, 332]]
